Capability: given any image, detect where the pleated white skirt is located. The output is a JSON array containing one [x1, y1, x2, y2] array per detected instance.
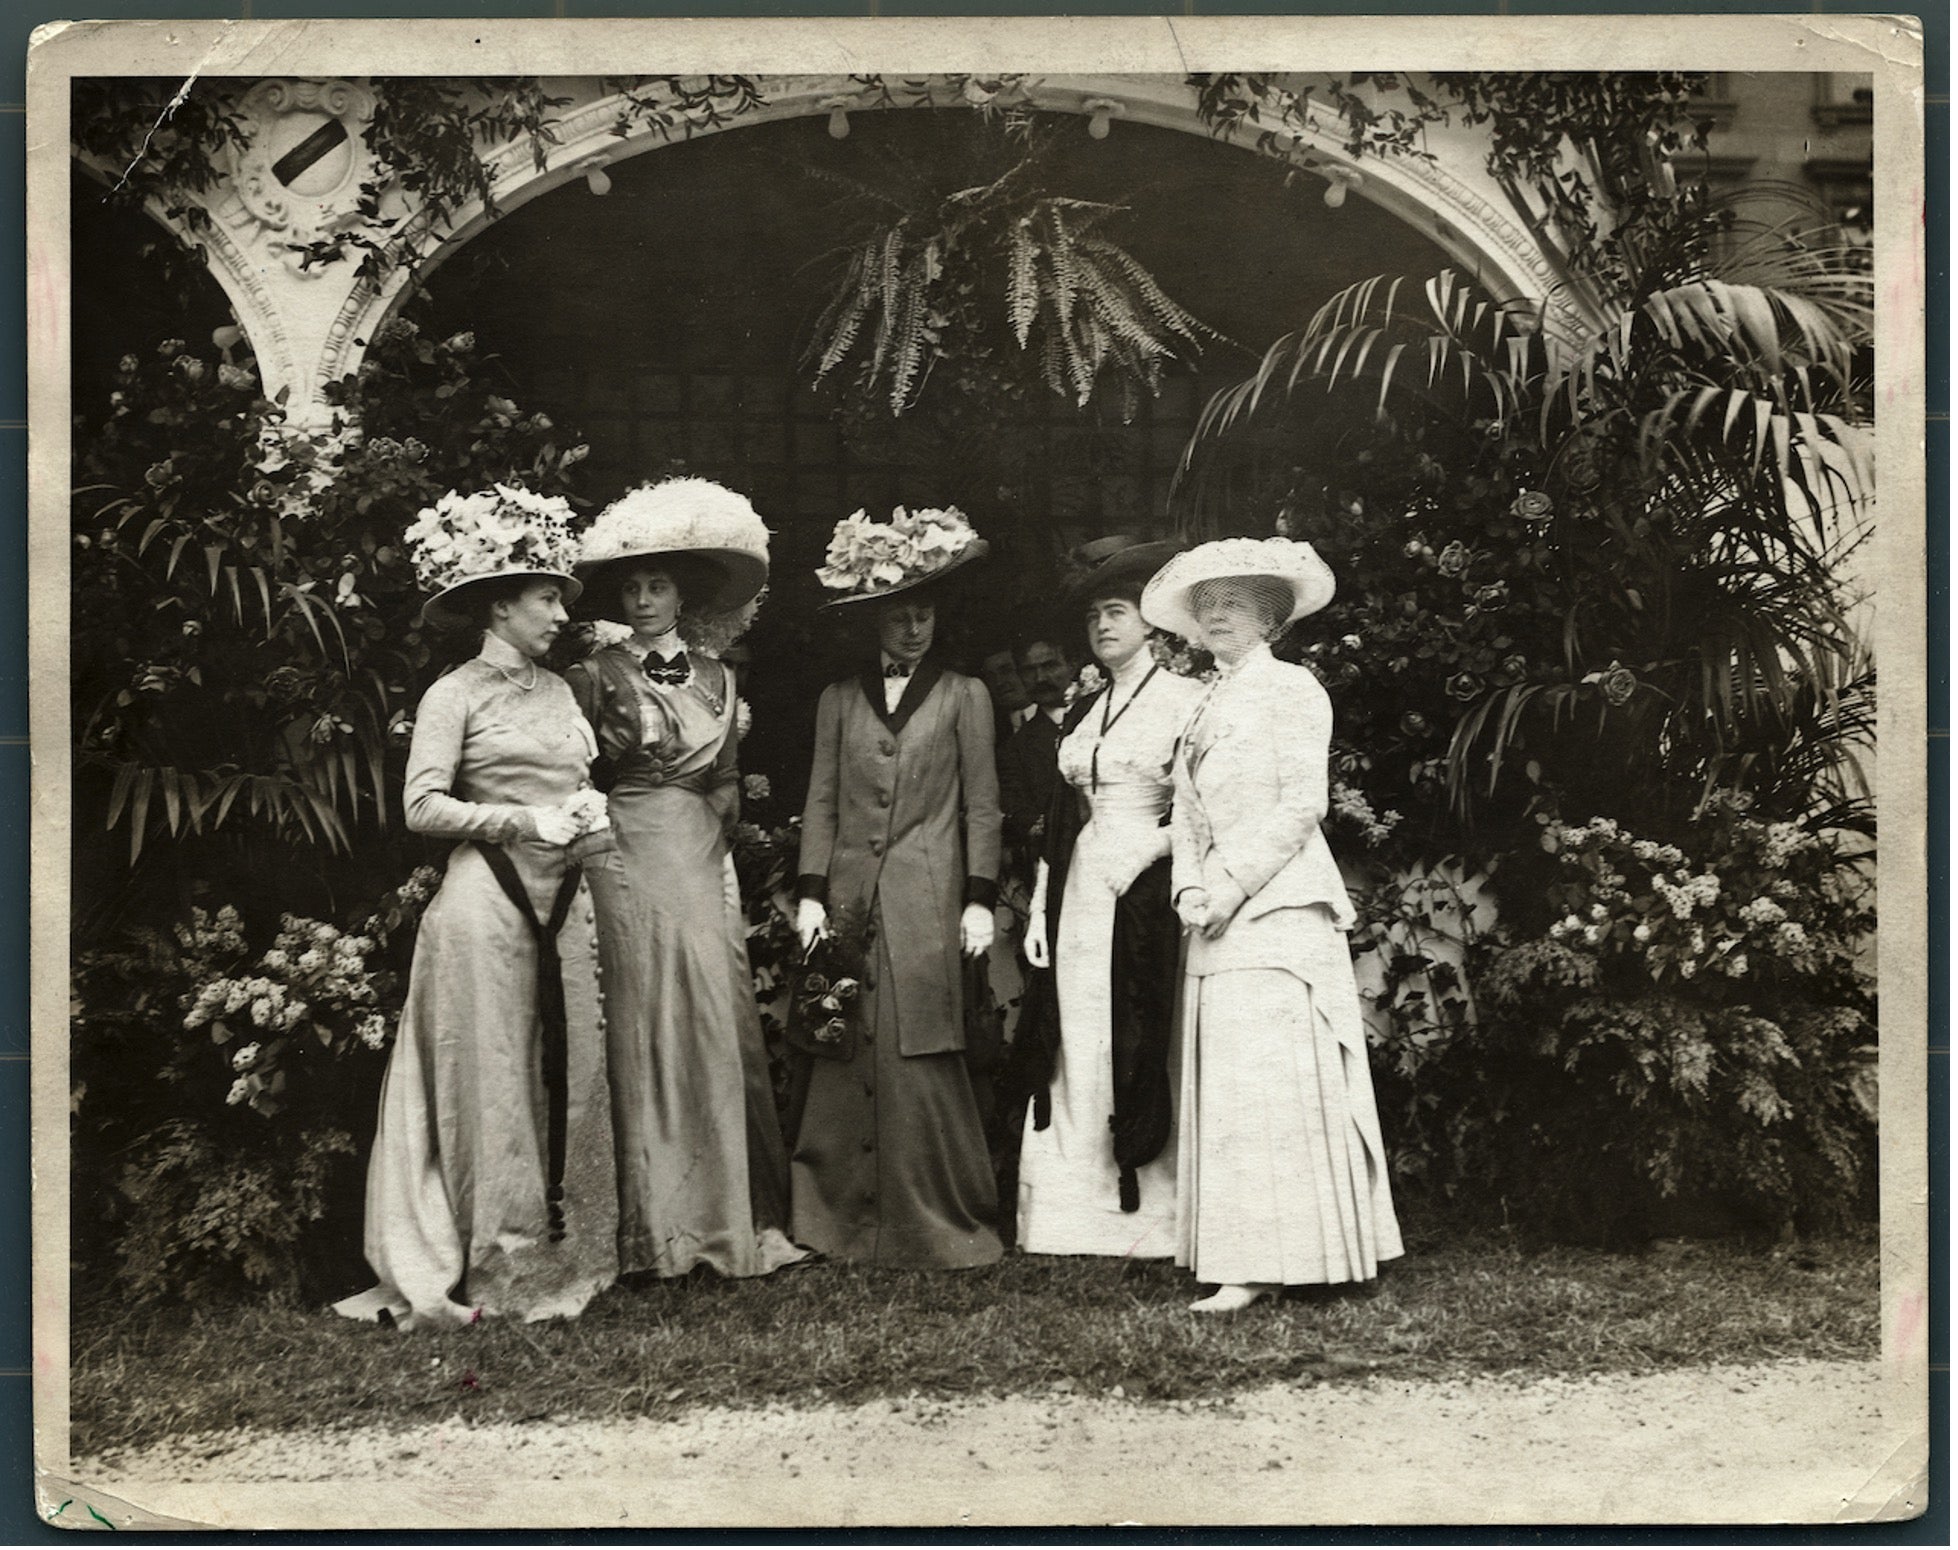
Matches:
[[1174, 907, 1403, 1287]]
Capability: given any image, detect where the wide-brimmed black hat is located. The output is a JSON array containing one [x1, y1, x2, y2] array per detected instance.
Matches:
[[1063, 535, 1184, 602]]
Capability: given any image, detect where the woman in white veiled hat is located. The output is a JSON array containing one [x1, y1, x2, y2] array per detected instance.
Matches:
[[566, 478, 805, 1281], [334, 486, 619, 1328], [1141, 537, 1404, 1313]]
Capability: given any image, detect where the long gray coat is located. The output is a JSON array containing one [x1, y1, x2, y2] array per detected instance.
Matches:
[[797, 661, 1003, 1057]]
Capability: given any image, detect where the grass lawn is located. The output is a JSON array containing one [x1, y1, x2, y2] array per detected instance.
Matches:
[[70, 1222, 1879, 1462]]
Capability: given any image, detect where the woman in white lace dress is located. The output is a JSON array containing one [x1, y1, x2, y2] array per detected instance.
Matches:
[[1016, 539, 1203, 1258], [1141, 538, 1403, 1313]]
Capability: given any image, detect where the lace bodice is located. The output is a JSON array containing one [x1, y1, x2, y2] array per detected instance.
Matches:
[[1056, 666, 1205, 826]]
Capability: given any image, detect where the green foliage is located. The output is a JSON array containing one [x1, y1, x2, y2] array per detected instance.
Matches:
[[1189, 71, 1710, 288], [1188, 206, 1873, 845], [726, 778, 810, 1122], [109, 1122, 358, 1304], [70, 79, 248, 233], [605, 74, 769, 141]]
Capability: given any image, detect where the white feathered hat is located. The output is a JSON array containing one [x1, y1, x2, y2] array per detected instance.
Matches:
[[1139, 536, 1336, 641], [575, 477, 771, 619]]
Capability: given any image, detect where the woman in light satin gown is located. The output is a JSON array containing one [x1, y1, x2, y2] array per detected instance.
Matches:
[[336, 512, 618, 1329]]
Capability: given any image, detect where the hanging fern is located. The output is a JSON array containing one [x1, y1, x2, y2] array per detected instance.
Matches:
[[1007, 218, 1040, 347], [802, 136, 1217, 417]]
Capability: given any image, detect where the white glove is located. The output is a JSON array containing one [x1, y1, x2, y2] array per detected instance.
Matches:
[[1174, 886, 1210, 931], [1197, 877, 1250, 940], [796, 898, 829, 954], [1024, 859, 1052, 968], [1024, 907, 1050, 968], [960, 902, 995, 958], [528, 806, 579, 846]]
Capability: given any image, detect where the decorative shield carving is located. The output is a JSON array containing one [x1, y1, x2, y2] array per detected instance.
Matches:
[[217, 79, 378, 268]]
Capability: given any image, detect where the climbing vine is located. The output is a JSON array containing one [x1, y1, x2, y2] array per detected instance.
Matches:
[[1188, 71, 1712, 291], [72, 75, 770, 280]]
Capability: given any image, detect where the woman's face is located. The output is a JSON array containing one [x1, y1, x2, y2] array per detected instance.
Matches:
[[1192, 583, 1271, 665], [620, 565, 684, 638], [878, 600, 936, 665], [490, 580, 571, 660], [1085, 596, 1149, 671]]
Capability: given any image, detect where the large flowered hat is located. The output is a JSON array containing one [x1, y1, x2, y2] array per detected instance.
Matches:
[[575, 477, 771, 620], [815, 504, 989, 608], [405, 483, 584, 630], [1062, 533, 1184, 602], [1139, 536, 1336, 641]]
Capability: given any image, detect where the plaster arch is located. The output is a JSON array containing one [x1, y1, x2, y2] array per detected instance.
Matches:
[[96, 74, 1584, 424]]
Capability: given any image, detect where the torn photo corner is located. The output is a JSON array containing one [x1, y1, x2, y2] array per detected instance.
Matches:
[[28, 12, 1929, 1532]]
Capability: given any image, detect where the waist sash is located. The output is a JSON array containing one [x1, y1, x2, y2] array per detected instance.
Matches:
[[472, 840, 584, 1242]]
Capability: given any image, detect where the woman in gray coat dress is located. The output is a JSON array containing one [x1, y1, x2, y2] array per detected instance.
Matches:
[[790, 507, 1004, 1269]]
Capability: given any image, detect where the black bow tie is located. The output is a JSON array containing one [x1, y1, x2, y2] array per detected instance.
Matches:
[[883, 662, 914, 680], [643, 649, 690, 686]]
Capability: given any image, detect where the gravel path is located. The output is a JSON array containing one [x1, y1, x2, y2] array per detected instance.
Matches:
[[58, 1358, 1919, 1530]]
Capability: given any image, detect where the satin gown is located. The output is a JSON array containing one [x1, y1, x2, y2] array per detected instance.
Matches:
[[1017, 661, 1203, 1257], [567, 643, 802, 1279], [334, 633, 619, 1327]]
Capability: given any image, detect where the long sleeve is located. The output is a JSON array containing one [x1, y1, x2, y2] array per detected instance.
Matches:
[[795, 682, 844, 903], [1169, 735, 1202, 902], [564, 658, 600, 727], [705, 662, 740, 835], [562, 659, 616, 794], [402, 672, 537, 843], [956, 677, 1003, 909], [1209, 673, 1332, 901]]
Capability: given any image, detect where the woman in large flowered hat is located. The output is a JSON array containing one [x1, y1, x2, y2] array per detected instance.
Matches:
[[566, 477, 804, 1281], [789, 505, 1005, 1268], [1141, 536, 1403, 1313], [1013, 536, 1202, 1260], [335, 485, 619, 1328]]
